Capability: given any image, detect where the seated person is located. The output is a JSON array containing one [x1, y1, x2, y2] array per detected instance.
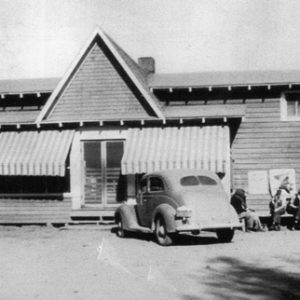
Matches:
[[269, 189, 288, 231], [286, 188, 300, 230], [231, 189, 264, 232]]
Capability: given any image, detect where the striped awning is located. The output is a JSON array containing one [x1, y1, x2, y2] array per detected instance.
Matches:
[[121, 126, 230, 174], [0, 130, 74, 176]]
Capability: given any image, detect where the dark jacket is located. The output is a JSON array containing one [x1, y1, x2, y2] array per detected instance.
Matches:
[[231, 189, 247, 215]]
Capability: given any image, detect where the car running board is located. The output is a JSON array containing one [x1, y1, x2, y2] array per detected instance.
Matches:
[[128, 225, 152, 233]]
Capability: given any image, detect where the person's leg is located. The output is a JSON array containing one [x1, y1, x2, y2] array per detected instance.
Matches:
[[271, 206, 285, 230], [296, 206, 300, 220], [273, 212, 281, 228], [272, 206, 286, 230], [295, 207, 300, 229], [243, 211, 254, 231], [249, 211, 264, 231], [286, 205, 297, 229]]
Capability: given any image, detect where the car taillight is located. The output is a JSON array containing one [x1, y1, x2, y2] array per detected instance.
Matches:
[[176, 206, 192, 218]]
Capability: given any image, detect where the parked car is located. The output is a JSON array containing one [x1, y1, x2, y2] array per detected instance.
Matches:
[[115, 169, 241, 246]]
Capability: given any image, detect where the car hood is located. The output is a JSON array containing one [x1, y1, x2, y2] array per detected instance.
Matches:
[[178, 188, 239, 225]]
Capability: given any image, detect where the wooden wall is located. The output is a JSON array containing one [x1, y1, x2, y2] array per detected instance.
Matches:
[[0, 195, 71, 224], [232, 97, 300, 215]]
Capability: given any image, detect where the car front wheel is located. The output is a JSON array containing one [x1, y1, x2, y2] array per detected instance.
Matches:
[[216, 228, 234, 243], [155, 216, 173, 246]]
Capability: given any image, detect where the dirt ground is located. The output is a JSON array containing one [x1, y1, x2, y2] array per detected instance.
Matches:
[[0, 225, 300, 300]]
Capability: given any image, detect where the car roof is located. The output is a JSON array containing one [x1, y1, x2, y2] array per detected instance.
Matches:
[[142, 168, 220, 187]]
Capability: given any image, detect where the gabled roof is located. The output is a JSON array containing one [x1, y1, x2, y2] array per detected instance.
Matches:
[[0, 78, 59, 95], [36, 27, 164, 123], [148, 70, 300, 89]]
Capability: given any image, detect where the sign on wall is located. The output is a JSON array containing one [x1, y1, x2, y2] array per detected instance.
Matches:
[[248, 171, 269, 194], [269, 169, 296, 196]]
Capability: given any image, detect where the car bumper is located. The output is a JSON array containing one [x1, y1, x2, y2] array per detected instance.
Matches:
[[175, 221, 242, 232]]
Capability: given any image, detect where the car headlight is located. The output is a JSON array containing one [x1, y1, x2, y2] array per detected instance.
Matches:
[[176, 206, 192, 218]]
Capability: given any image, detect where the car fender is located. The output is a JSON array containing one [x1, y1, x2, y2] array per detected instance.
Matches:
[[115, 204, 139, 230], [151, 203, 177, 233]]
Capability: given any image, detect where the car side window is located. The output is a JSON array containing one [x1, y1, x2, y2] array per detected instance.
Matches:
[[149, 177, 164, 192], [198, 176, 217, 186]]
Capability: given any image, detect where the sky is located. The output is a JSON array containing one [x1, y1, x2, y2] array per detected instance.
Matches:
[[1, 0, 300, 79]]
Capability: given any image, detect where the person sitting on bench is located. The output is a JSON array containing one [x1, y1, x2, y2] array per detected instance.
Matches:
[[269, 189, 287, 231], [231, 189, 265, 232], [286, 188, 300, 230]]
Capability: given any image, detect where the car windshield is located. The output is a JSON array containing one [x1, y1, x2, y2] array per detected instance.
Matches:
[[180, 175, 217, 186]]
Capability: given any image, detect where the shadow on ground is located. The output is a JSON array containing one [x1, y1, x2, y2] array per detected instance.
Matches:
[[111, 226, 219, 246], [183, 256, 300, 300], [173, 233, 219, 246]]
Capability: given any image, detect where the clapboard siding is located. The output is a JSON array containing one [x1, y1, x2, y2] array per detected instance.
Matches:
[[0, 196, 72, 224], [232, 97, 300, 214], [47, 43, 150, 121]]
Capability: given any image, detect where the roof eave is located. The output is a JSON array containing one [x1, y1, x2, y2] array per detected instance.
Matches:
[[149, 82, 298, 90]]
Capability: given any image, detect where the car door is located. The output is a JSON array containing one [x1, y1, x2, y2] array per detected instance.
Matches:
[[136, 177, 150, 227], [137, 176, 166, 228]]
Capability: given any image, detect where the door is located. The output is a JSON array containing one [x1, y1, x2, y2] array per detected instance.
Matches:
[[136, 177, 150, 227], [137, 176, 165, 227], [83, 140, 125, 207]]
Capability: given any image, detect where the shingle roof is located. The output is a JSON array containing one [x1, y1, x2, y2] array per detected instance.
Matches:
[[163, 104, 246, 119], [0, 109, 40, 123], [148, 70, 300, 88], [0, 78, 59, 94]]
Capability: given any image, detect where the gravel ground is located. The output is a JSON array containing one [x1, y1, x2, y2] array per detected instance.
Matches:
[[0, 225, 300, 300]]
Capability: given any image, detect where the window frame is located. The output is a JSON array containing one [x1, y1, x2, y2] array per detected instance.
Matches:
[[281, 91, 300, 121], [140, 178, 148, 194], [148, 176, 165, 193]]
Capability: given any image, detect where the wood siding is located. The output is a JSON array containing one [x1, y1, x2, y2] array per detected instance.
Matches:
[[0, 196, 71, 224], [47, 43, 150, 122], [232, 97, 300, 215]]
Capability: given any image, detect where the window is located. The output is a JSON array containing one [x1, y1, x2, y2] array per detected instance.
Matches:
[[0, 176, 68, 197], [149, 177, 164, 192], [282, 92, 300, 121], [180, 176, 199, 186], [180, 175, 217, 186], [198, 176, 217, 186]]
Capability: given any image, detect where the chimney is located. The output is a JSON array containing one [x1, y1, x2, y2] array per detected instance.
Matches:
[[138, 57, 155, 73]]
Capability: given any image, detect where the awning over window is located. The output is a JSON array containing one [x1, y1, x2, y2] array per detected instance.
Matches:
[[0, 130, 74, 176], [121, 126, 230, 174]]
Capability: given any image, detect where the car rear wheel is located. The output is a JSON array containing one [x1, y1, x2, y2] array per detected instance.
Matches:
[[155, 216, 173, 246], [216, 228, 234, 243], [116, 216, 127, 238]]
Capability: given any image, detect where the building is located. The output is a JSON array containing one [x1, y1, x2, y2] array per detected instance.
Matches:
[[1, 28, 300, 224]]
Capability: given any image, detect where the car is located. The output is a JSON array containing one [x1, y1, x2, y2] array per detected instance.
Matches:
[[115, 169, 242, 246]]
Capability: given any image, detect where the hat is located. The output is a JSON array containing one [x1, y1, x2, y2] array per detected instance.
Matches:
[[235, 189, 245, 197]]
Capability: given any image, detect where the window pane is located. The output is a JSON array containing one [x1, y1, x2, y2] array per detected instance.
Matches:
[[180, 176, 199, 186], [198, 176, 217, 186], [84, 142, 101, 168], [106, 141, 124, 168], [149, 177, 164, 192], [287, 100, 297, 116]]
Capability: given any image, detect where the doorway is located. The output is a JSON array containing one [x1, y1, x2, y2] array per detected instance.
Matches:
[[82, 140, 125, 207]]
